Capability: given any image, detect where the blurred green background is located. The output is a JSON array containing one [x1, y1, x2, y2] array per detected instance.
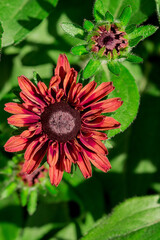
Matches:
[[0, 0, 160, 239]]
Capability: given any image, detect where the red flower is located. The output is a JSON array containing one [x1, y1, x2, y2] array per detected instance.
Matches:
[[4, 54, 122, 186]]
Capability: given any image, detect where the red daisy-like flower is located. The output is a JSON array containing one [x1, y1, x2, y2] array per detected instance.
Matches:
[[4, 54, 122, 186]]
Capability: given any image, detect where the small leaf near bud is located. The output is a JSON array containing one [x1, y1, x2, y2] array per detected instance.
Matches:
[[105, 11, 114, 22], [83, 58, 101, 79], [71, 45, 88, 55], [119, 6, 132, 26], [83, 20, 95, 32], [107, 61, 120, 76], [126, 54, 143, 63]]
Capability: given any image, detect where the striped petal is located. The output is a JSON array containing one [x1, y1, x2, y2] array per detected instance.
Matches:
[[63, 68, 77, 95], [80, 82, 114, 107], [55, 54, 71, 81], [4, 136, 29, 152], [18, 75, 47, 107], [85, 149, 111, 172], [64, 141, 78, 163], [77, 81, 97, 103], [49, 161, 64, 187], [49, 75, 61, 91], [83, 116, 120, 130], [23, 136, 48, 174], [8, 114, 40, 127], [47, 141, 59, 167], [79, 136, 108, 155], [77, 151, 92, 179], [4, 103, 34, 115], [88, 98, 123, 113], [63, 158, 72, 173]]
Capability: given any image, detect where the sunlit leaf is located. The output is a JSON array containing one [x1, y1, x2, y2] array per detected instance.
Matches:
[[107, 61, 120, 75], [94, 64, 140, 138], [119, 6, 132, 26], [1, 182, 17, 199], [93, 0, 105, 21], [71, 45, 88, 55], [0, 21, 3, 50], [105, 11, 114, 22], [129, 25, 158, 41], [0, 0, 58, 47], [27, 189, 38, 215], [83, 20, 95, 31], [20, 187, 29, 207], [82, 195, 160, 240], [100, 0, 156, 25], [61, 23, 85, 39], [83, 58, 101, 79]]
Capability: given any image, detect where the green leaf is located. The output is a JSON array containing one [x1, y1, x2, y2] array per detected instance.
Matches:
[[61, 23, 85, 39], [155, 0, 160, 23], [20, 187, 29, 207], [83, 59, 101, 79], [0, 0, 58, 47], [33, 71, 42, 85], [0, 21, 3, 50], [81, 195, 160, 240], [94, 64, 140, 138], [129, 36, 143, 47], [27, 189, 38, 215], [129, 25, 158, 41], [126, 54, 143, 63], [1, 182, 17, 199], [125, 24, 136, 34], [71, 45, 88, 55], [100, 0, 156, 25], [119, 6, 132, 26], [93, 0, 105, 22], [83, 20, 95, 31], [0, 195, 23, 240], [108, 64, 140, 138], [107, 61, 120, 76], [105, 11, 114, 22]]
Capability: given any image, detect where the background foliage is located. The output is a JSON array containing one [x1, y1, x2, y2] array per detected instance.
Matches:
[[0, 0, 160, 239]]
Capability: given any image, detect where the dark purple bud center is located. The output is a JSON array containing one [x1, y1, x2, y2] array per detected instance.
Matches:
[[91, 24, 128, 56], [41, 102, 81, 142]]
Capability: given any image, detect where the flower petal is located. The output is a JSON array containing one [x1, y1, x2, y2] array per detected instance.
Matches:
[[64, 141, 78, 163], [77, 151, 92, 179], [4, 136, 29, 152], [49, 161, 64, 186], [79, 136, 108, 155], [23, 136, 48, 174], [4, 103, 34, 115], [63, 158, 72, 173], [80, 82, 115, 107], [8, 114, 40, 127], [77, 81, 97, 103], [55, 54, 71, 81], [63, 68, 77, 95], [88, 98, 123, 113], [83, 116, 121, 130], [47, 141, 59, 167], [18, 75, 47, 107], [49, 75, 61, 91], [85, 149, 111, 172]]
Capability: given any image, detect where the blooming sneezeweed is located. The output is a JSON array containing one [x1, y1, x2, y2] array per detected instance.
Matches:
[[4, 54, 123, 186], [61, 1, 158, 77]]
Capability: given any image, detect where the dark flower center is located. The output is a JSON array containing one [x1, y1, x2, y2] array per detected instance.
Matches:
[[91, 24, 128, 56], [41, 102, 81, 142]]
